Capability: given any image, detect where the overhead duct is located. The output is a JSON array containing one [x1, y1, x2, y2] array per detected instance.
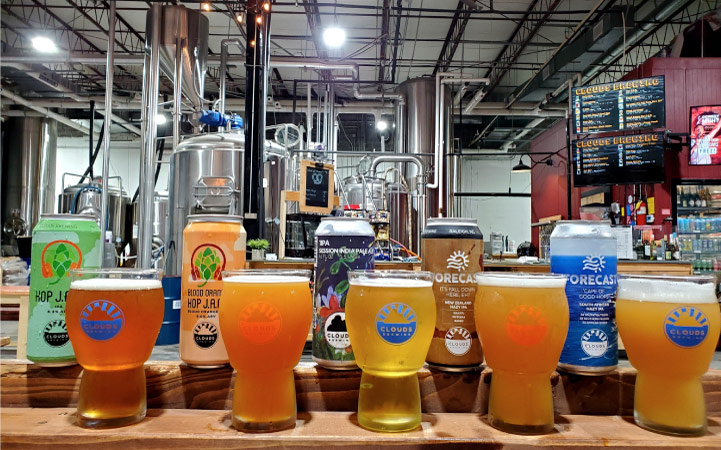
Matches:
[[509, 5, 634, 103]]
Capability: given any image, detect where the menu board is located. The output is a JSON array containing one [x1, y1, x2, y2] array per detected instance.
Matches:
[[689, 105, 721, 165], [573, 133, 665, 186], [299, 159, 335, 214], [573, 76, 665, 134]]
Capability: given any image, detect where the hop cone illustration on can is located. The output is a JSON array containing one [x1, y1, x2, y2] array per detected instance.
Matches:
[[192, 244, 225, 287]]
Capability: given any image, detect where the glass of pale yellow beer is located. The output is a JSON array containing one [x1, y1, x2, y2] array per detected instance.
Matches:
[[219, 270, 312, 432], [475, 273, 569, 434], [66, 268, 164, 428], [617, 274, 720, 436], [345, 270, 435, 432]]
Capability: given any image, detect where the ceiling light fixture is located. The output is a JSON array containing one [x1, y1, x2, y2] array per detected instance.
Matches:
[[376, 120, 388, 132], [31, 36, 57, 53], [156, 114, 168, 125], [323, 27, 346, 48], [512, 155, 531, 173]]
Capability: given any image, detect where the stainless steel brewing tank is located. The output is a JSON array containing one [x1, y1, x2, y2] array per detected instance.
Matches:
[[264, 143, 289, 254], [1, 117, 57, 237], [57, 180, 130, 245], [166, 131, 245, 276], [395, 76, 451, 222], [146, 5, 209, 110], [340, 175, 412, 251]]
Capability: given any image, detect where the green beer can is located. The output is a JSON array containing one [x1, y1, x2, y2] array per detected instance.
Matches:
[[27, 214, 102, 366]]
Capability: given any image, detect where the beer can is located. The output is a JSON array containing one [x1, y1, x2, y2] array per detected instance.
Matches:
[[550, 220, 618, 375], [313, 217, 375, 370], [422, 218, 484, 372], [28, 214, 102, 366], [181, 215, 246, 368]]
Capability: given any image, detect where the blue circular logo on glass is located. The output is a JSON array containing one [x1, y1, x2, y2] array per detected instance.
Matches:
[[664, 306, 709, 348], [375, 302, 417, 345], [80, 300, 125, 341]]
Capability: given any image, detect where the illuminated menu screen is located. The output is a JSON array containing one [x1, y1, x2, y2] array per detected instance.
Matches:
[[572, 76, 665, 134], [573, 133, 665, 186]]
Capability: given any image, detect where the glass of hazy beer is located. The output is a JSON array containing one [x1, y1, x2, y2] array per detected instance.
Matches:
[[219, 270, 312, 432], [475, 273, 569, 434], [617, 274, 720, 436], [345, 270, 436, 432], [66, 268, 164, 428]]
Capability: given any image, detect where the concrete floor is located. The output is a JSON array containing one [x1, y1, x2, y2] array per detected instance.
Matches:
[[3, 320, 721, 369]]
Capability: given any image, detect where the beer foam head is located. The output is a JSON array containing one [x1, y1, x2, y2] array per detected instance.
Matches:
[[618, 277, 717, 304], [476, 274, 567, 289], [350, 277, 433, 288], [223, 275, 309, 284], [71, 278, 162, 291]]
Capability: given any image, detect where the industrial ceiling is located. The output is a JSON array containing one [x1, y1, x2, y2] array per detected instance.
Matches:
[[1, 0, 718, 150]]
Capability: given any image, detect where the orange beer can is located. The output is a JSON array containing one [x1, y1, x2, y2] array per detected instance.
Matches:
[[181, 215, 246, 368]]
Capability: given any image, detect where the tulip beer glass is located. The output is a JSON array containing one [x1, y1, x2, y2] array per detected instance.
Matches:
[[66, 269, 164, 428], [617, 274, 721, 436], [345, 270, 436, 432], [219, 270, 312, 432], [475, 273, 569, 434]]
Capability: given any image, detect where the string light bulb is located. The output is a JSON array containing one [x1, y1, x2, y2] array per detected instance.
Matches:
[[250, 40, 256, 47], [256, 16, 262, 24], [201, 2, 211, 12], [263, 2, 270, 12], [236, 13, 243, 23]]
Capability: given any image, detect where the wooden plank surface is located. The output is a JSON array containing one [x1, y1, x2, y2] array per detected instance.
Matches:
[[2, 361, 720, 416], [1, 408, 720, 449]]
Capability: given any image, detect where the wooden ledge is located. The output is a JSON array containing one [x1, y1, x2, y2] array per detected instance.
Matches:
[[2, 360, 721, 416], [1, 408, 720, 449]]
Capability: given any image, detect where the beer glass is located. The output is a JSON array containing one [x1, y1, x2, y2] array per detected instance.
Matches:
[[219, 270, 312, 432], [345, 270, 435, 432], [475, 273, 569, 435], [617, 274, 720, 436], [66, 269, 164, 428]]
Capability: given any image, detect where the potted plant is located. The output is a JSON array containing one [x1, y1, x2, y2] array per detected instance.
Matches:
[[248, 239, 270, 261]]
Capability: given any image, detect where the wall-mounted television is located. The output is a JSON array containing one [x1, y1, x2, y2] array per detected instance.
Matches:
[[689, 105, 721, 165], [573, 133, 665, 187]]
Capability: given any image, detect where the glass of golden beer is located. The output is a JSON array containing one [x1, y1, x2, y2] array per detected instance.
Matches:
[[66, 268, 164, 428], [219, 270, 312, 432], [475, 273, 569, 434], [617, 274, 720, 436], [345, 270, 435, 432]]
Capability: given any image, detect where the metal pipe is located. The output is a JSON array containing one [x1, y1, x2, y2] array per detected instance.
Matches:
[[173, 36, 183, 151], [99, 0, 115, 267], [463, 87, 486, 114], [88, 99, 95, 180], [138, 3, 162, 268], [395, 96, 405, 154], [219, 38, 244, 115], [369, 154, 423, 177], [306, 82, 312, 149]]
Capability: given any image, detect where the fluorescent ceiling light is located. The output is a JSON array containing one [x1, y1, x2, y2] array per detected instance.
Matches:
[[323, 27, 346, 48], [31, 36, 57, 53], [376, 120, 388, 132]]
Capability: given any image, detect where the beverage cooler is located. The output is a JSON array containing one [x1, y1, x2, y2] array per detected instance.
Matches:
[[673, 182, 721, 274]]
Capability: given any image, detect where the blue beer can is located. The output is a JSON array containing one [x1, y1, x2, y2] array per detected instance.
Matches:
[[551, 221, 618, 375]]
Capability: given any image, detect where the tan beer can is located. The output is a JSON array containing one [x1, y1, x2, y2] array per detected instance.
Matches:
[[422, 217, 484, 371], [181, 215, 246, 368]]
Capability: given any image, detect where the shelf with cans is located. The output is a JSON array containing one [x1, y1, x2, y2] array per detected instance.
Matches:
[[674, 183, 721, 274]]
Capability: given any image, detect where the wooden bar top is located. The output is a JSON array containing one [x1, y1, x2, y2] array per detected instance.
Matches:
[[1, 408, 720, 449], [2, 361, 721, 417]]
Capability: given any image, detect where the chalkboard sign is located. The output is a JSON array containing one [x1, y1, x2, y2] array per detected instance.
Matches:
[[573, 133, 665, 187], [299, 160, 335, 214], [572, 76, 665, 135]]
